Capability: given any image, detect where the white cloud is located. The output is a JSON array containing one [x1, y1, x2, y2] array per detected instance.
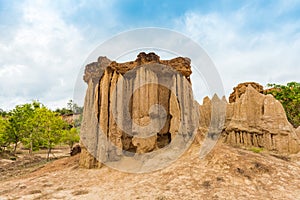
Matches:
[[0, 1, 95, 110], [174, 10, 300, 99]]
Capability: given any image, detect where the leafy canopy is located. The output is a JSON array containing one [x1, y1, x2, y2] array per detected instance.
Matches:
[[266, 82, 300, 128]]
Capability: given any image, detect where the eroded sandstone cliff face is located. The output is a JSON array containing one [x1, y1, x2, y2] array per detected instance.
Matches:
[[229, 82, 264, 103], [201, 83, 300, 154], [79, 52, 199, 169], [224, 85, 300, 153]]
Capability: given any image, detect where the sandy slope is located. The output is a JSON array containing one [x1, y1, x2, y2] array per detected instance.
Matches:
[[1, 143, 300, 200]]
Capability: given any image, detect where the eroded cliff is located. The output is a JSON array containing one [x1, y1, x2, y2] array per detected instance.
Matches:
[[79, 52, 199, 170], [200, 83, 300, 154]]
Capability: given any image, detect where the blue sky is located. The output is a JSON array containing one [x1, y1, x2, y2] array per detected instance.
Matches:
[[0, 0, 300, 110]]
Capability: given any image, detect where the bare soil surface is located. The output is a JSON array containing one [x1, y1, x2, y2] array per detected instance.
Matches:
[[1, 143, 300, 200], [0, 146, 70, 182]]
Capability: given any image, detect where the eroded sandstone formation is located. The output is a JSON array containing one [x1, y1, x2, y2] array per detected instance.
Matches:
[[229, 82, 264, 103], [201, 83, 300, 154], [79, 52, 199, 169], [225, 85, 300, 153], [197, 95, 227, 140]]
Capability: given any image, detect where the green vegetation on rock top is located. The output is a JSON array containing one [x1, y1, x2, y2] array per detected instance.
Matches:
[[266, 82, 300, 128]]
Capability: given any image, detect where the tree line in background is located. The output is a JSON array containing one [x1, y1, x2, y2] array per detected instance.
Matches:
[[0, 100, 82, 160]]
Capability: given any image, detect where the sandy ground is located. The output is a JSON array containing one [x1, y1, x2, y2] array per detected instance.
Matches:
[[1, 143, 300, 200], [0, 146, 70, 182]]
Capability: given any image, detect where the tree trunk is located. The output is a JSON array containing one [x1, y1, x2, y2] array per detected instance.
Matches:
[[29, 140, 33, 155], [13, 142, 17, 155], [69, 141, 74, 152], [47, 147, 51, 161]]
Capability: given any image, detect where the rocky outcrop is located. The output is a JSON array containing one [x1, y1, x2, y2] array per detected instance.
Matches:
[[79, 52, 199, 169], [224, 85, 300, 153], [197, 95, 227, 158], [197, 95, 227, 138], [199, 84, 300, 154], [229, 82, 264, 103]]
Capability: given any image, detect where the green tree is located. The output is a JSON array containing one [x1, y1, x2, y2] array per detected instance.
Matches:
[[61, 127, 80, 151], [32, 107, 67, 160], [67, 99, 73, 111], [21, 101, 42, 154], [22, 113, 41, 154], [6, 103, 35, 154], [0, 116, 9, 151], [266, 82, 300, 128]]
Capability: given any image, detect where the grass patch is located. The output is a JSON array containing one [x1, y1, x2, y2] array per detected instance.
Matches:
[[249, 147, 264, 153]]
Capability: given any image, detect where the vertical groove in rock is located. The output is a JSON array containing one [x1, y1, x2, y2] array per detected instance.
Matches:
[[107, 71, 122, 161], [169, 75, 180, 140]]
